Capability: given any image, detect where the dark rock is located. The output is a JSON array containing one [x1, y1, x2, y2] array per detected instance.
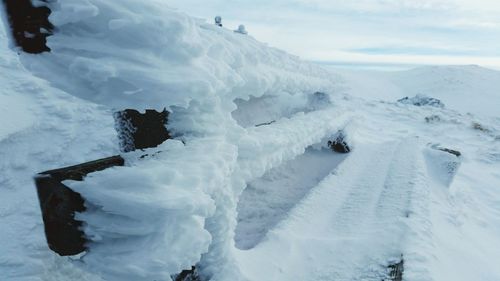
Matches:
[[1, 0, 53, 53], [425, 115, 441, 123], [328, 130, 351, 153], [437, 147, 461, 157], [385, 258, 404, 281], [255, 120, 275, 127], [398, 95, 444, 108], [471, 122, 490, 133], [431, 144, 461, 158], [174, 266, 202, 281], [307, 91, 331, 111], [114, 109, 171, 152], [34, 156, 125, 256]]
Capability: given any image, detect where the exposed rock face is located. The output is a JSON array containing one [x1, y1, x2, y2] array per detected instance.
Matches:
[[398, 94, 444, 108]]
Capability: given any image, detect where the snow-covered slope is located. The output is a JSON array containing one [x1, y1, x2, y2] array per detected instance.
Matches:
[[1, 1, 500, 281], [235, 93, 500, 281], [336, 65, 500, 118]]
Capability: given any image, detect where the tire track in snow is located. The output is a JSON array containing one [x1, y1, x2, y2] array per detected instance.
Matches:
[[237, 137, 421, 281], [327, 143, 398, 237]]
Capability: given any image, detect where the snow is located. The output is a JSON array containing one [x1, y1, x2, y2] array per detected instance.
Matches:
[[1, 1, 339, 280], [236, 138, 422, 281], [20, 0, 335, 111], [1, 1, 500, 281], [67, 138, 235, 281], [0, 14, 117, 281], [333, 65, 500, 118], [235, 147, 348, 250], [398, 95, 445, 108]]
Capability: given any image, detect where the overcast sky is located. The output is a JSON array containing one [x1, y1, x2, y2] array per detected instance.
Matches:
[[165, 0, 500, 68]]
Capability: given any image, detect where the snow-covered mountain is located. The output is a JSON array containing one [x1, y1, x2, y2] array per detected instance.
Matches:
[[1, 1, 499, 281], [336, 65, 500, 118]]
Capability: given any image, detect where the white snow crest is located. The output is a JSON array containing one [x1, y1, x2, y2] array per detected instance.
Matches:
[[20, 0, 337, 111], [49, 0, 99, 25], [63, 138, 238, 281]]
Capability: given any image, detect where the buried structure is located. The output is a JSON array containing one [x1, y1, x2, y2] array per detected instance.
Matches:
[[328, 130, 351, 153], [1, 0, 53, 53], [34, 109, 171, 256]]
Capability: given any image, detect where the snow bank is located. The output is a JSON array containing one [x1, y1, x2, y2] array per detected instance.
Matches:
[[2, 1, 341, 280]]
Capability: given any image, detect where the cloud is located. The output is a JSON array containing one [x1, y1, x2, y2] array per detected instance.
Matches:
[[165, 0, 500, 68], [292, 0, 455, 12]]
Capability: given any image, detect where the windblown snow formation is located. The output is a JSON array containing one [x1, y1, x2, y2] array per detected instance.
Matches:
[[1, 1, 500, 281], [0, 1, 343, 280]]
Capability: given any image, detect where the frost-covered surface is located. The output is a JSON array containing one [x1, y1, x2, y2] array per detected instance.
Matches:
[[1, 1, 500, 281], [21, 0, 336, 111]]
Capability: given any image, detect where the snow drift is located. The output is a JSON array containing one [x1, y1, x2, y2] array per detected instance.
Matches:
[[1, 1, 500, 281], [1, 1, 343, 280]]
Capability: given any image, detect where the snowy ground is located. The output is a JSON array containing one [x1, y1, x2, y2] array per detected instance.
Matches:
[[1, 2, 500, 281], [231, 64, 500, 281], [235, 147, 348, 250], [235, 82, 500, 281], [331, 65, 500, 118]]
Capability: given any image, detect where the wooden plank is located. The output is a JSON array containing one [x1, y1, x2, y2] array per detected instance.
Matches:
[[34, 156, 125, 256], [1, 0, 53, 53]]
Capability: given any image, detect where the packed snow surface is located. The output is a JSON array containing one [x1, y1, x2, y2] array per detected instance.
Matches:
[[1, 1, 500, 281]]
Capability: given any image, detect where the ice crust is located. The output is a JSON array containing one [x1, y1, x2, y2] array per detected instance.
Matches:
[[21, 0, 336, 111]]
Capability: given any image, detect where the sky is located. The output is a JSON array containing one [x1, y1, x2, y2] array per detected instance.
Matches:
[[164, 0, 500, 69]]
